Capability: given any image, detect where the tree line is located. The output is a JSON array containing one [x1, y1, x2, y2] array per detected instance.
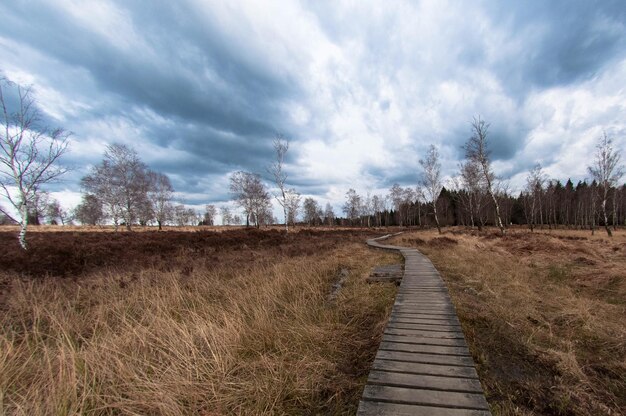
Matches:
[[1, 77, 625, 250], [328, 120, 625, 237]]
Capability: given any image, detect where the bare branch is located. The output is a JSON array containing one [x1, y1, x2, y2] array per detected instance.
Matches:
[[0, 78, 70, 249]]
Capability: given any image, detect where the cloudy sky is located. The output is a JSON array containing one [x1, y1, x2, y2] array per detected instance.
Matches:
[[1, 0, 626, 217]]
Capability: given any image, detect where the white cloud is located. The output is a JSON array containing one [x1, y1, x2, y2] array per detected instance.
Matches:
[[1, 0, 625, 213]]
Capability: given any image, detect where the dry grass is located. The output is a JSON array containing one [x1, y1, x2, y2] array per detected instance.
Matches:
[[0, 229, 399, 415], [390, 227, 626, 415]]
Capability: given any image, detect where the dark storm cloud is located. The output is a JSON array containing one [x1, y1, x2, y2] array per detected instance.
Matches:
[[0, 2, 298, 136], [1, 0, 625, 209], [491, 0, 626, 90], [0, 1, 297, 165], [146, 122, 276, 175]]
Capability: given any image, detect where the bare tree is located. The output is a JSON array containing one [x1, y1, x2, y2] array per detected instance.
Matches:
[[588, 132, 624, 237], [612, 185, 621, 231], [27, 190, 50, 225], [73, 194, 103, 225], [267, 135, 290, 230], [465, 116, 505, 234], [46, 198, 68, 225], [522, 164, 545, 232], [285, 188, 301, 227], [415, 186, 424, 227], [229, 171, 271, 228], [402, 187, 416, 227], [0, 78, 70, 249], [220, 206, 232, 225], [204, 204, 217, 226], [303, 197, 321, 226], [324, 202, 335, 226], [177, 205, 198, 226], [173, 204, 196, 226], [136, 197, 154, 226], [257, 203, 275, 227], [82, 144, 152, 231], [174, 204, 185, 226], [362, 192, 373, 227], [388, 183, 405, 226], [148, 171, 174, 230], [371, 194, 385, 227], [420, 144, 443, 233], [343, 188, 361, 225], [496, 181, 514, 227], [457, 160, 487, 229]]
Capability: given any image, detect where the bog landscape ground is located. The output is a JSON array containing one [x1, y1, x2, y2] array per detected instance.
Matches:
[[1, 226, 625, 415]]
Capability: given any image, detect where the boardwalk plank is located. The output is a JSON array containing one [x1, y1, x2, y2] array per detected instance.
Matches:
[[372, 359, 479, 379], [357, 401, 491, 416], [379, 341, 471, 356], [375, 350, 475, 366], [382, 334, 467, 347], [388, 317, 461, 326], [389, 313, 458, 321], [384, 327, 466, 339], [367, 370, 484, 393], [362, 385, 490, 410], [386, 323, 463, 333]]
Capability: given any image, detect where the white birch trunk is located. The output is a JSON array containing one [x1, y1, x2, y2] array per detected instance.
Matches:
[[19, 202, 28, 250]]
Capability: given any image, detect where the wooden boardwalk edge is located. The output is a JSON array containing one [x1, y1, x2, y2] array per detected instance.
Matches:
[[358, 234, 492, 416]]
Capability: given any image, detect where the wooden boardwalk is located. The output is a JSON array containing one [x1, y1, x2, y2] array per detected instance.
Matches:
[[358, 235, 491, 415]]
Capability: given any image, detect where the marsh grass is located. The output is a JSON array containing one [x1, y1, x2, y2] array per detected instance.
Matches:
[[0, 230, 398, 415], [391, 228, 626, 415]]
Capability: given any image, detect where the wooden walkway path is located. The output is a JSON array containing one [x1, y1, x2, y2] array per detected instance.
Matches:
[[358, 235, 491, 415]]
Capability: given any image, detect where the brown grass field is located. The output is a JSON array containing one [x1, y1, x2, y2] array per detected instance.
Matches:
[[1, 226, 625, 415], [0, 228, 400, 415], [389, 228, 626, 415]]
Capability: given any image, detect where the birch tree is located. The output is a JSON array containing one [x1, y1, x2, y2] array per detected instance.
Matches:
[[371, 194, 385, 227], [257, 203, 275, 226], [46, 198, 68, 225], [220, 206, 232, 225], [402, 187, 416, 226], [27, 190, 49, 225], [285, 188, 301, 227], [73, 194, 103, 225], [415, 186, 424, 227], [458, 160, 487, 229], [148, 171, 174, 230], [82, 144, 152, 231], [388, 183, 405, 226], [588, 132, 623, 237], [419, 144, 443, 233], [324, 202, 335, 226], [343, 188, 361, 225], [303, 197, 320, 226], [0, 78, 70, 249], [204, 204, 217, 226], [229, 171, 271, 228], [465, 116, 505, 234], [173, 204, 196, 226], [267, 135, 290, 230], [362, 193, 373, 227], [524, 164, 545, 232]]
